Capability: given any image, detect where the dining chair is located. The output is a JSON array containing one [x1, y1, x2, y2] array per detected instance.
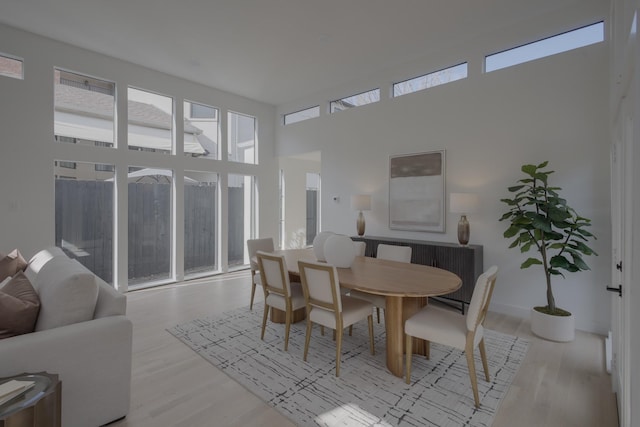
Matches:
[[404, 265, 499, 408], [353, 241, 366, 257], [247, 237, 275, 310], [298, 260, 375, 376], [376, 243, 412, 262], [256, 251, 306, 351], [351, 243, 412, 322]]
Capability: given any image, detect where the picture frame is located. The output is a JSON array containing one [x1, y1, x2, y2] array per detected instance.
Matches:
[[389, 150, 446, 232]]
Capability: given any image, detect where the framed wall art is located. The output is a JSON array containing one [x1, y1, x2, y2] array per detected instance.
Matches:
[[389, 150, 446, 232]]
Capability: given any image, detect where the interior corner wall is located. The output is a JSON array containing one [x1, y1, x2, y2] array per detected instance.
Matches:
[[0, 24, 279, 280], [275, 4, 611, 334], [278, 156, 321, 249]]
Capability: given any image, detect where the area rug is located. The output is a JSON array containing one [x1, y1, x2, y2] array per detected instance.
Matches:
[[168, 305, 528, 427]]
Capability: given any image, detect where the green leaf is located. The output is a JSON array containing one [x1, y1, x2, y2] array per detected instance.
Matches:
[[571, 253, 590, 270], [504, 226, 520, 238], [548, 207, 571, 222], [531, 215, 552, 233], [537, 161, 549, 169], [499, 212, 512, 221], [574, 241, 596, 256], [577, 228, 595, 238], [550, 255, 571, 269], [534, 172, 548, 184], [508, 185, 525, 192], [521, 164, 538, 176], [521, 257, 543, 268], [521, 241, 533, 252]]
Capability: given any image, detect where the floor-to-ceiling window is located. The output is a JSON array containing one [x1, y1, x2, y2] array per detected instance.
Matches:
[[54, 161, 115, 284], [53, 69, 116, 284], [127, 166, 173, 286], [228, 174, 256, 268], [184, 171, 219, 277], [51, 66, 262, 290], [306, 172, 320, 246]]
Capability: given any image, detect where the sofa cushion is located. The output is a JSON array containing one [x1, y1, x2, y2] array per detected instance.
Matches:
[[35, 258, 99, 331], [24, 247, 67, 283], [0, 249, 28, 282], [0, 276, 11, 289], [0, 272, 41, 339]]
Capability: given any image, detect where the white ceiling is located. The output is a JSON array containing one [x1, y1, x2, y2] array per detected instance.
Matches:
[[1, 0, 573, 106]]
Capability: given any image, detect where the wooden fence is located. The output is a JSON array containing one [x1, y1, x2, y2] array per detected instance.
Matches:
[[55, 180, 244, 285]]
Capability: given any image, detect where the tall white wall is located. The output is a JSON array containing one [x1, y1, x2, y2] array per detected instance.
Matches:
[[0, 24, 279, 288], [276, 1, 611, 334]]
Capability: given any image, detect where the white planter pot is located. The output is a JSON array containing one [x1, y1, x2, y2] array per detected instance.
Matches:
[[530, 308, 575, 342]]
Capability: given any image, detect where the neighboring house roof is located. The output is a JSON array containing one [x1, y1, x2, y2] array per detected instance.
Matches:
[[107, 168, 201, 185], [54, 83, 205, 137]]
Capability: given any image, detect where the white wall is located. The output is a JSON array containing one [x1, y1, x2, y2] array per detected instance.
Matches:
[[0, 24, 279, 289], [276, 1, 611, 334]]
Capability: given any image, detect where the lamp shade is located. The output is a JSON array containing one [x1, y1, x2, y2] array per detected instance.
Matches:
[[450, 193, 479, 214], [351, 194, 371, 211]]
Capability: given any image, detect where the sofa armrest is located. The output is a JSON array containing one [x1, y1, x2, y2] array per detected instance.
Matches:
[[0, 316, 132, 427], [94, 278, 127, 318]]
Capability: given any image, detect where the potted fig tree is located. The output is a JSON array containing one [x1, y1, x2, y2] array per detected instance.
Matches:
[[499, 161, 597, 341]]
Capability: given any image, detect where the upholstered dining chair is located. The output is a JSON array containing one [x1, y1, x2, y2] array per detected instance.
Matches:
[[247, 237, 275, 310], [298, 260, 375, 376], [404, 265, 499, 408], [353, 241, 366, 257], [351, 243, 412, 322], [256, 251, 306, 351]]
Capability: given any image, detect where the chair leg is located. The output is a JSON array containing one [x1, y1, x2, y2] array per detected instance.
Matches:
[[465, 348, 481, 408], [349, 325, 353, 336], [261, 305, 269, 341], [333, 329, 336, 341], [303, 319, 312, 361], [376, 307, 380, 323], [405, 333, 413, 384], [284, 308, 292, 351], [320, 325, 325, 336], [249, 282, 257, 310], [367, 315, 375, 355], [335, 328, 343, 377], [479, 338, 490, 381], [425, 340, 430, 360]]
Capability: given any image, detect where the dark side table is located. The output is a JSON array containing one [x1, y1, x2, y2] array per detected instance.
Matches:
[[0, 373, 61, 427]]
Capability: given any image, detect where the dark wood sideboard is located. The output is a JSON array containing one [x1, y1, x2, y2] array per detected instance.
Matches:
[[351, 236, 483, 313]]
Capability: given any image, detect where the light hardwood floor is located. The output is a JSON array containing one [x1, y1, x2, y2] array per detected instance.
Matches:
[[110, 271, 618, 427]]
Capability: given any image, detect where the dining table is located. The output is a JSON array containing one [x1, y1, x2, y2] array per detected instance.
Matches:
[[279, 248, 462, 378]]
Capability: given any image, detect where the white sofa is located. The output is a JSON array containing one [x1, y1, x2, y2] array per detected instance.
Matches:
[[0, 247, 132, 427]]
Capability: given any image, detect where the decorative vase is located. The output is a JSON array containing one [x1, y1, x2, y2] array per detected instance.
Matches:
[[356, 211, 366, 236], [530, 308, 575, 342]]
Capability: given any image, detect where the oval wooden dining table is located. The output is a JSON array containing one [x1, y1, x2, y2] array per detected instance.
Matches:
[[279, 248, 462, 378]]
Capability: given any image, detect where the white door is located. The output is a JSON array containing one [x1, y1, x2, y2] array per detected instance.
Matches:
[[609, 125, 631, 426]]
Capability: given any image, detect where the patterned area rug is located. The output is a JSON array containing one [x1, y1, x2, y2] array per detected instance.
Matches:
[[168, 305, 528, 427]]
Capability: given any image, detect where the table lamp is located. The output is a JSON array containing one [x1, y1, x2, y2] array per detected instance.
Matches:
[[351, 194, 371, 236], [450, 193, 479, 246]]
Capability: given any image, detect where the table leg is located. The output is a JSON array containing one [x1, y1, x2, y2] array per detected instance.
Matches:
[[385, 296, 429, 378], [270, 307, 306, 323], [384, 295, 404, 377]]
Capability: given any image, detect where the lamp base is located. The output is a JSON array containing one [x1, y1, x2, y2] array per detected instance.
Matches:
[[356, 211, 365, 236], [457, 215, 470, 246]]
